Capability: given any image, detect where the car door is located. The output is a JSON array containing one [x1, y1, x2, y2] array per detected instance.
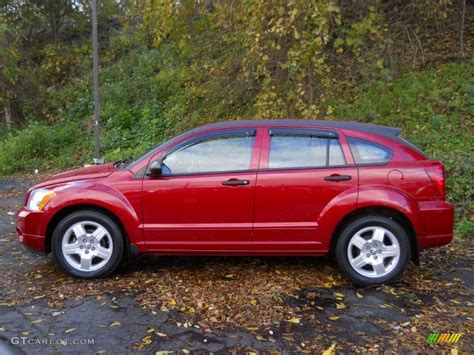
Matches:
[[253, 127, 358, 252], [142, 128, 260, 252]]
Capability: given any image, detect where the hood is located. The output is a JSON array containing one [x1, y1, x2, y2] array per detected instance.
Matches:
[[33, 163, 115, 189]]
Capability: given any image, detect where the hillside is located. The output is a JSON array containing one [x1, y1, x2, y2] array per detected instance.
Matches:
[[0, 1, 472, 235]]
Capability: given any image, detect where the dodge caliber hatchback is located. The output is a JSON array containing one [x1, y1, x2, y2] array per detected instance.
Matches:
[[17, 120, 454, 285]]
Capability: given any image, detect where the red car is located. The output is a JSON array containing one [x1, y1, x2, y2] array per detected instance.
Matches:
[[17, 120, 454, 285]]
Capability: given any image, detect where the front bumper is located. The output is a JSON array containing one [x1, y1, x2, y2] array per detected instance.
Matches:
[[418, 200, 454, 249], [16, 208, 52, 253]]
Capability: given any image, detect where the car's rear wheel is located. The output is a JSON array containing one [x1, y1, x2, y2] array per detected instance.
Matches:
[[52, 210, 124, 278], [335, 216, 410, 286]]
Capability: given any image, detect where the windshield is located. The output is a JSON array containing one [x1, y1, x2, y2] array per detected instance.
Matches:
[[124, 146, 159, 170], [125, 128, 197, 171]]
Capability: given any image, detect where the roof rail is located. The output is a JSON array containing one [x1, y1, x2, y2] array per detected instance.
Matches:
[[196, 119, 402, 138]]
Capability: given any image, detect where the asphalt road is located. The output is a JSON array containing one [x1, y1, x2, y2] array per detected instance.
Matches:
[[0, 177, 472, 354]]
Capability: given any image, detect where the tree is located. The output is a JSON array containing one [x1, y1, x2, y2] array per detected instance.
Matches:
[[30, 0, 81, 42]]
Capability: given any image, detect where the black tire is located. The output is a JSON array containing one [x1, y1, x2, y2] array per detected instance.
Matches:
[[51, 210, 124, 278], [335, 216, 411, 286]]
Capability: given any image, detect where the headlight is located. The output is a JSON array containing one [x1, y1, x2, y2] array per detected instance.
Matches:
[[27, 188, 56, 211]]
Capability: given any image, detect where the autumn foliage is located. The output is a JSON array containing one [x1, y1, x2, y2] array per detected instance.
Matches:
[[0, 0, 472, 234]]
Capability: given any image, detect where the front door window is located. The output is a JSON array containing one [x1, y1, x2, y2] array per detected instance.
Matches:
[[162, 133, 255, 175]]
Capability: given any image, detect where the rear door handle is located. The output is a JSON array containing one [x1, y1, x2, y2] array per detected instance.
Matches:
[[324, 174, 352, 181], [222, 179, 250, 186]]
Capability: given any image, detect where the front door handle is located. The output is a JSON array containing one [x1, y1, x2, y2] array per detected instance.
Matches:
[[222, 179, 250, 186], [324, 174, 352, 181]]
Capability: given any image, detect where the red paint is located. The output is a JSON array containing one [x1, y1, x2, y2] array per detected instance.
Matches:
[[252, 166, 358, 252], [17, 120, 454, 256], [142, 171, 256, 251]]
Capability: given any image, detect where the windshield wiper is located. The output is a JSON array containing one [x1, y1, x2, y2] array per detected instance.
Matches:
[[114, 157, 134, 170]]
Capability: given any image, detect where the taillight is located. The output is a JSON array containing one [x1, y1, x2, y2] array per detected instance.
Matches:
[[425, 163, 446, 199]]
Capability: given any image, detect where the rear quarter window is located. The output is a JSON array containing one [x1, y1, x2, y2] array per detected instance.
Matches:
[[347, 137, 392, 164]]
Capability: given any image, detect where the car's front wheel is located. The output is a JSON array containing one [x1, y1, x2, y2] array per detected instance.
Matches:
[[335, 216, 410, 286], [52, 210, 124, 278]]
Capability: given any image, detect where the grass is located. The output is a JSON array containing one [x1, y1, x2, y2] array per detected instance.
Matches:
[[0, 59, 472, 234], [331, 61, 473, 233]]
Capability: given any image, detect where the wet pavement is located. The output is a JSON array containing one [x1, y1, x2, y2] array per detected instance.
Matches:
[[0, 177, 472, 353]]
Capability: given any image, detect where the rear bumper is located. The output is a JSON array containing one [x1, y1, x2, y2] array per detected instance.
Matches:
[[16, 208, 51, 253], [417, 201, 454, 249]]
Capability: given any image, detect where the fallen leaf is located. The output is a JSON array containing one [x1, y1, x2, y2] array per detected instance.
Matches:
[[0, 302, 15, 307], [147, 327, 155, 333], [168, 299, 176, 306], [109, 321, 122, 327], [328, 316, 340, 321], [336, 302, 346, 309], [31, 319, 44, 324], [323, 343, 336, 355], [286, 317, 300, 324], [64, 328, 76, 333]]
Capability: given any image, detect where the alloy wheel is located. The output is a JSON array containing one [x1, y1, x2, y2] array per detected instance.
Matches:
[[346, 226, 400, 278], [61, 221, 113, 272]]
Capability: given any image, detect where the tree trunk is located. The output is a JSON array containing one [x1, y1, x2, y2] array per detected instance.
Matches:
[[460, 0, 466, 58], [205, 0, 214, 12], [4, 104, 11, 129]]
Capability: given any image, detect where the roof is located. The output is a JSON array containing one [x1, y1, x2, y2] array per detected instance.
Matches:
[[128, 119, 426, 170], [190, 119, 426, 158], [192, 119, 402, 139]]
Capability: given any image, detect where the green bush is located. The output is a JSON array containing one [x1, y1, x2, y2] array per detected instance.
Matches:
[[0, 121, 88, 174], [332, 61, 473, 223], [455, 220, 474, 239], [0, 54, 471, 237]]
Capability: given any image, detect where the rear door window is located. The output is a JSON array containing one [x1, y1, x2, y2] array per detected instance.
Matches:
[[347, 137, 392, 164], [268, 129, 346, 169]]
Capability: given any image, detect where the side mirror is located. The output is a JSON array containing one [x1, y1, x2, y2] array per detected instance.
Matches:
[[147, 160, 162, 178]]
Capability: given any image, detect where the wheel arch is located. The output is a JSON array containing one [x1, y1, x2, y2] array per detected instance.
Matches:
[[329, 206, 419, 265], [45, 204, 136, 261]]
